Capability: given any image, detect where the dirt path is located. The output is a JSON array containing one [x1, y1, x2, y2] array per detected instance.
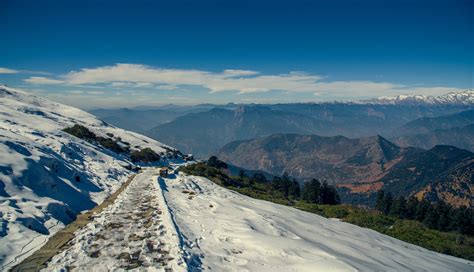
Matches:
[[11, 174, 137, 271], [40, 169, 185, 271]]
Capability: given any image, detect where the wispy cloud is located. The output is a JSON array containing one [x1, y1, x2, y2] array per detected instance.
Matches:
[[0, 67, 51, 75], [22, 63, 468, 98], [23, 63, 324, 93], [0, 67, 19, 74], [24, 76, 65, 85]]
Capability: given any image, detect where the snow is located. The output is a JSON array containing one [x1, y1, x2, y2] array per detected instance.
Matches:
[[160, 171, 473, 271], [363, 90, 474, 105], [0, 85, 174, 269], [45, 169, 186, 271], [41, 167, 473, 271]]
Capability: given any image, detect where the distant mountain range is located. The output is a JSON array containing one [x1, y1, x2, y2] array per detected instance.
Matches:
[[88, 90, 473, 158], [393, 124, 474, 152], [147, 103, 471, 157], [389, 109, 474, 152], [217, 134, 473, 208], [362, 90, 474, 105], [89, 108, 185, 133], [146, 106, 335, 157], [393, 109, 474, 136]]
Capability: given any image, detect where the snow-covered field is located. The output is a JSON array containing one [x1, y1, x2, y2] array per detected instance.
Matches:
[[0, 85, 173, 269], [41, 168, 474, 271], [161, 171, 474, 272]]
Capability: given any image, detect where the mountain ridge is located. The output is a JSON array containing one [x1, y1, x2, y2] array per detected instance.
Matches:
[[217, 133, 473, 207], [362, 90, 474, 105]]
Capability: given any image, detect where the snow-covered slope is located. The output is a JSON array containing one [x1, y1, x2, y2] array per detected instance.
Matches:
[[42, 169, 473, 271], [363, 90, 474, 105], [161, 172, 473, 271], [0, 85, 175, 269]]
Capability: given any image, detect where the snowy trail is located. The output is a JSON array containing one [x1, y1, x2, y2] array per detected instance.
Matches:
[[45, 169, 187, 271], [161, 172, 474, 272]]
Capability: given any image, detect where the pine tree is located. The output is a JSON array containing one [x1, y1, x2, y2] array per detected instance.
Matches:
[[290, 179, 301, 199], [302, 179, 322, 204], [436, 202, 451, 231], [320, 182, 340, 205], [375, 190, 394, 215], [405, 196, 419, 219], [238, 169, 247, 179], [252, 173, 267, 183], [389, 197, 407, 218], [415, 200, 430, 221], [423, 206, 439, 229], [375, 190, 385, 212], [280, 173, 292, 197]]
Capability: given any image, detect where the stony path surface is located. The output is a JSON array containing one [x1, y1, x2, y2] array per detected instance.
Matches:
[[44, 169, 186, 271]]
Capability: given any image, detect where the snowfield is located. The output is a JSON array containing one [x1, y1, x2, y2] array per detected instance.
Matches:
[[0, 85, 173, 269], [42, 168, 474, 271], [159, 172, 473, 271]]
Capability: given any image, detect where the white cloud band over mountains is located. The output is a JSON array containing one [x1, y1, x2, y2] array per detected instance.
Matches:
[[21, 63, 465, 97]]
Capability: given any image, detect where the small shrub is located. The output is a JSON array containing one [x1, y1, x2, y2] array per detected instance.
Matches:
[[63, 124, 96, 141], [207, 156, 228, 169], [130, 148, 160, 163], [97, 137, 127, 154]]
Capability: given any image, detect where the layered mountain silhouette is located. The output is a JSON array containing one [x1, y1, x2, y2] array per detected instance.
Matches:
[[145, 104, 471, 157], [147, 106, 334, 157], [392, 109, 474, 136], [217, 134, 473, 207]]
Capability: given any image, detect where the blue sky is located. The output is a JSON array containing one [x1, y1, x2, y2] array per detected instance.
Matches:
[[0, 0, 472, 109]]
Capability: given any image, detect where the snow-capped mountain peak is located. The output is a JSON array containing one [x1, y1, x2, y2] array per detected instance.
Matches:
[[364, 90, 474, 105]]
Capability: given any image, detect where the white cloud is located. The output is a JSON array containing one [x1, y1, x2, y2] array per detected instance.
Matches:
[[156, 84, 178, 90], [0, 67, 52, 75], [23, 63, 467, 98], [24, 63, 324, 94], [0, 67, 18, 74], [24, 76, 65, 85], [67, 90, 85, 94], [406, 87, 468, 96], [66, 90, 104, 95], [87, 90, 105, 95], [110, 82, 129, 87], [222, 69, 259, 77], [316, 81, 402, 93], [110, 81, 153, 88]]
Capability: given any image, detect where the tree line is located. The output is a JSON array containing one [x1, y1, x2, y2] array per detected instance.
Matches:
[[207, 156, 340, 205], [376, 190, 473, 235]]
